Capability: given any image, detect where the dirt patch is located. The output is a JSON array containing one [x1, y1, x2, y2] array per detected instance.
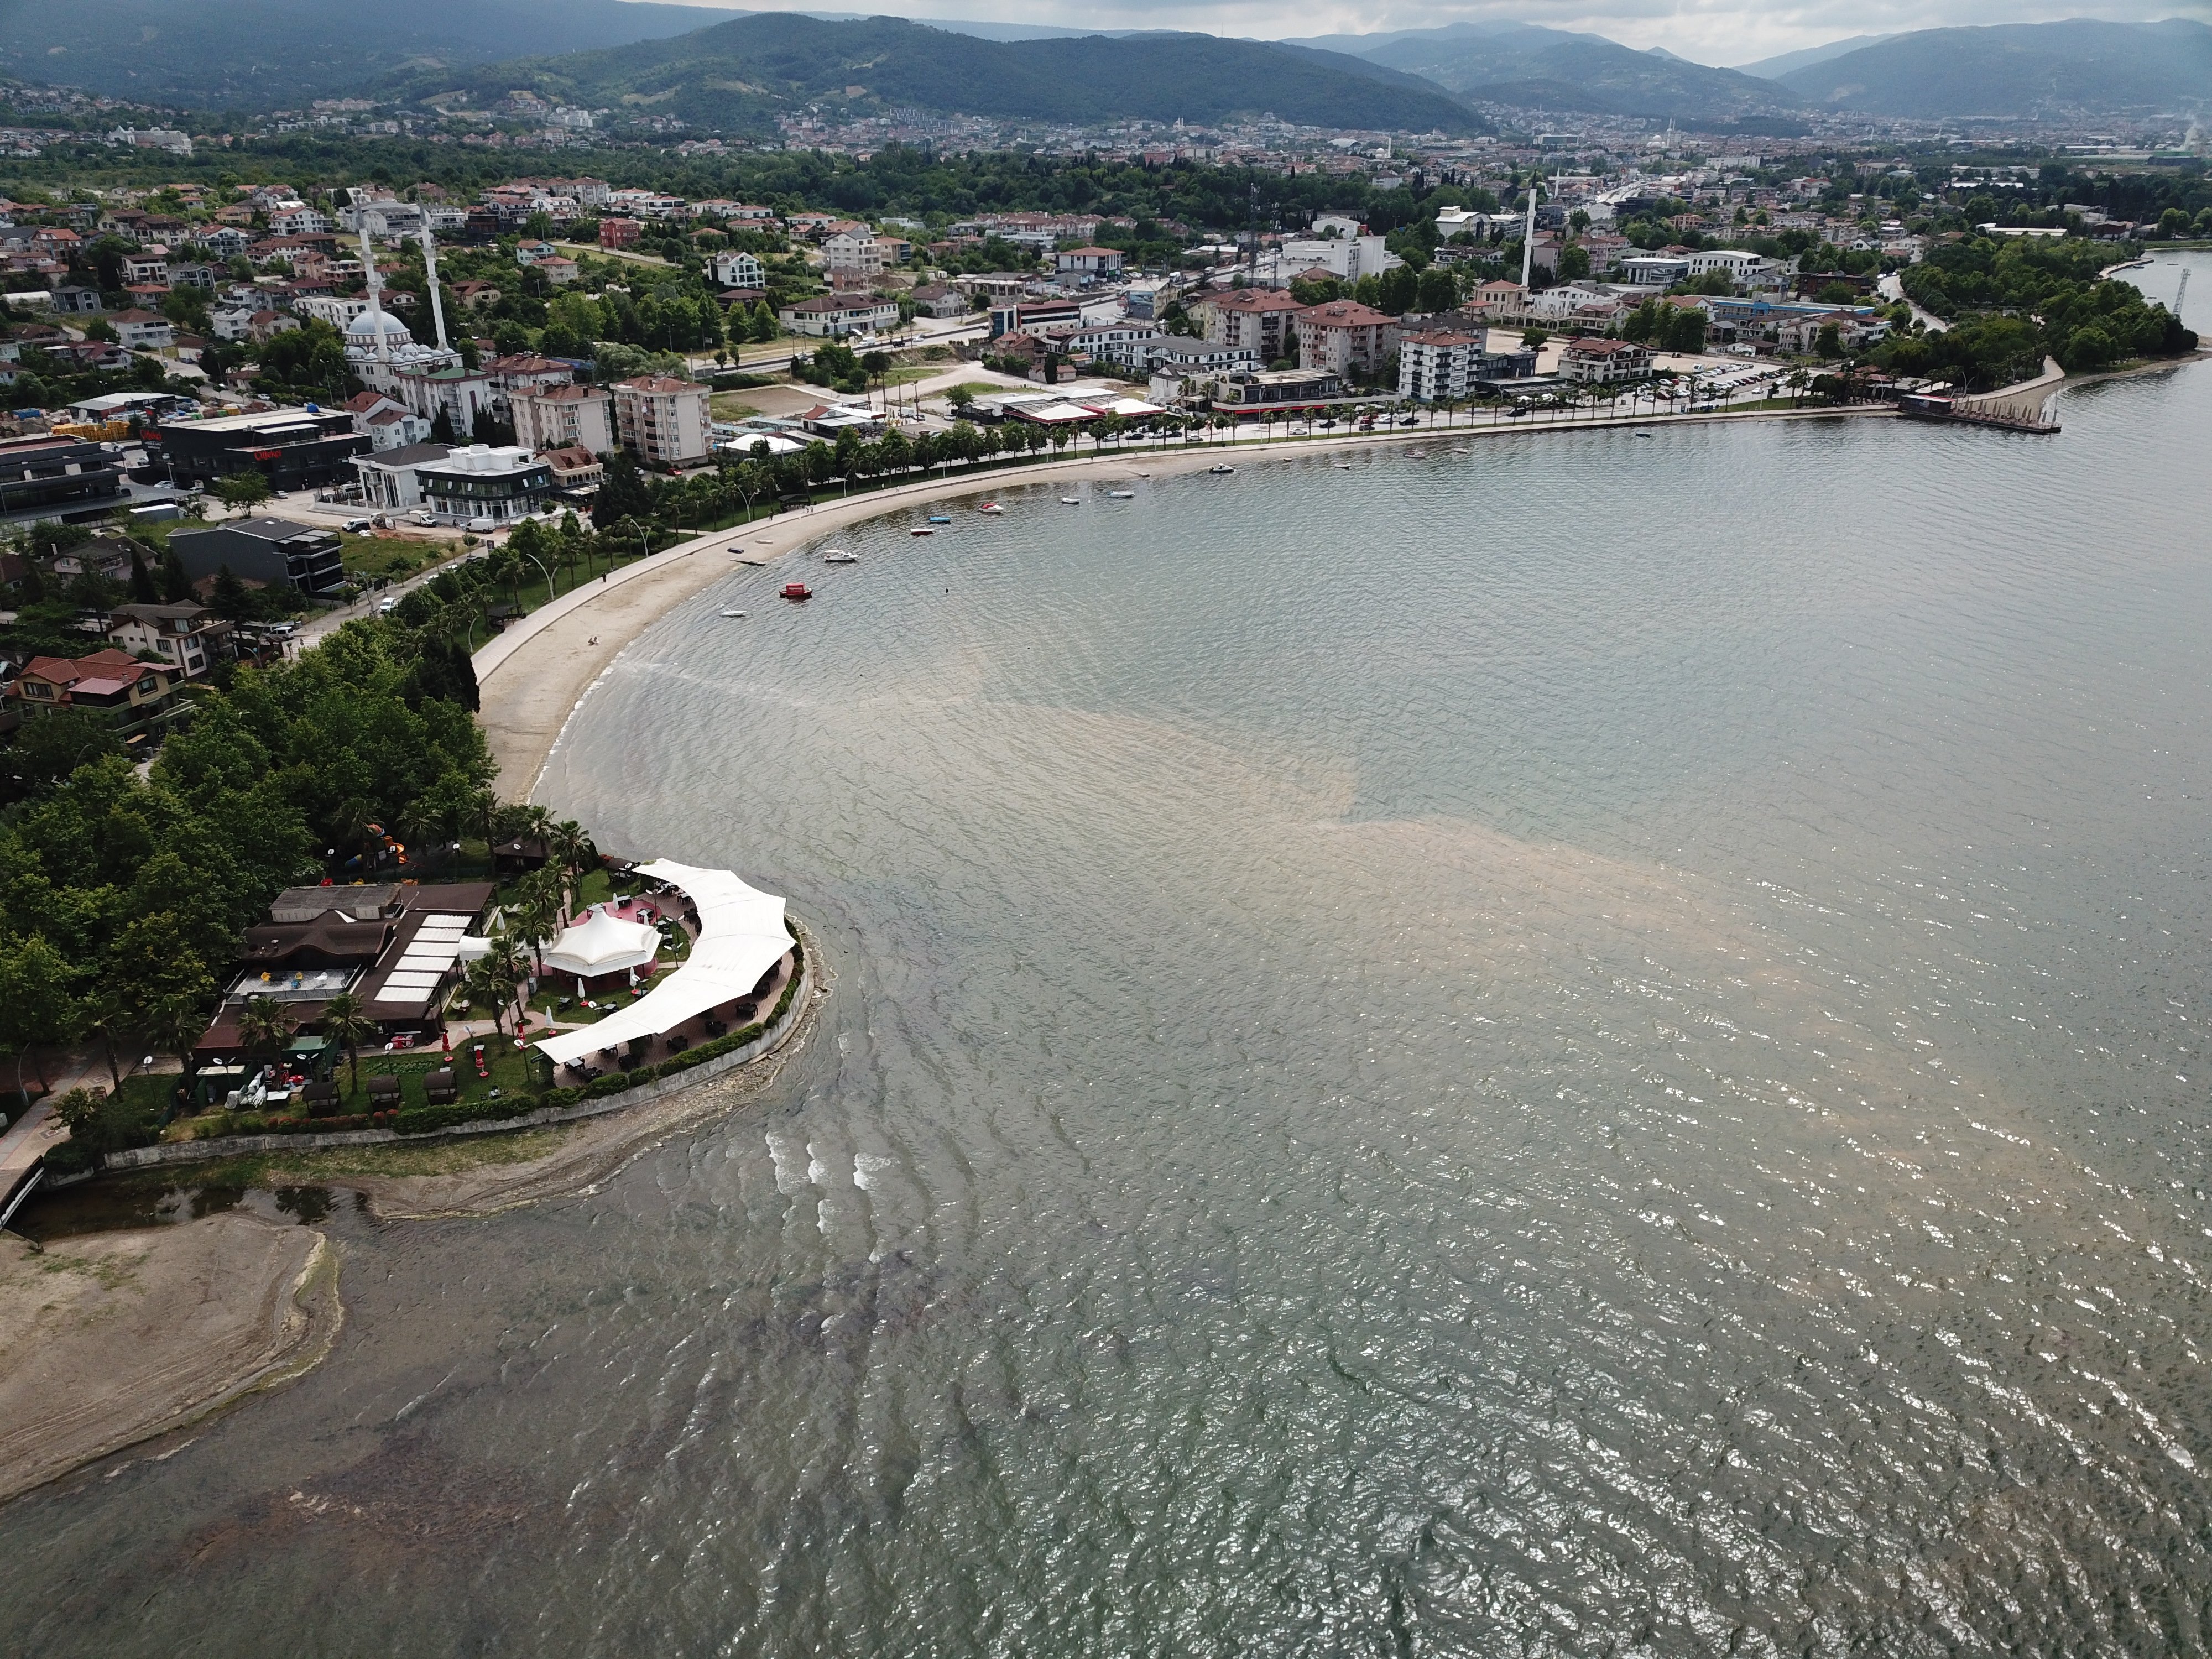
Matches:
[[0, 1212, 340, 1506]]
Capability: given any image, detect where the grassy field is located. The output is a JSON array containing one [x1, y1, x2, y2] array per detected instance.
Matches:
[[708, 392, 764, 420], [339, 533, 451, 583]]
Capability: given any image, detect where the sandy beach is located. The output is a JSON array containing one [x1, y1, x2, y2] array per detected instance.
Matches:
[[0, 1213, 340, 1506], [479, 404, 1890, 790]]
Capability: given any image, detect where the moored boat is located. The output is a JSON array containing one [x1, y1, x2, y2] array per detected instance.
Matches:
[[1060, 495, 1082, 504], [781, 582, 811, 601], [978, 502, 1004, 514], [910, 526, 936, 536], [823, 549, 857, 563], [1106, 489, 1135, 498], [928, 514, 952, 524], [1208, 464, 1235, 475]]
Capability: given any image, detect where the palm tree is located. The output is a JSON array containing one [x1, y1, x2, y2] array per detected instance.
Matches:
[[319, 990, 379, 1102], [237, 994, 296, 1077], [547, 818, 594, 914]]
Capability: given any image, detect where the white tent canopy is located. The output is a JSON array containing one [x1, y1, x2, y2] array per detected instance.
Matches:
[[540, 905, 660, 977], [536, 862, 792, 1069]]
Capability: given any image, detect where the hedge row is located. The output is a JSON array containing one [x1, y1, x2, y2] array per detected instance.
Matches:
[[392, 932, 806, 1137], [257, 1110, 399, 1136]]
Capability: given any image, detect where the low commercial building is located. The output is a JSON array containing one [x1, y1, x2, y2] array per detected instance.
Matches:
[[1559, 337, 1654, 384], [1212, 368, 1345, 412], [0, 433, 124, 519], [512, 383, 615, 457], [541, 445, 605, 491], [354, 441, 450, 514], [415, 444, 555, 525], [169, 517, 347, 594], [7, 649, 177, 737], [157, 406, 368, 494], [106, 602, 233, 679], [610, 375, 712, 468]]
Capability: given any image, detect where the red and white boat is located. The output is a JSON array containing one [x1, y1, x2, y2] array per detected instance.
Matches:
[[781, 582, 812, 601]]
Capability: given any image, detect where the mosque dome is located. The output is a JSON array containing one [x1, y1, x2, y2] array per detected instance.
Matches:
[[346, 309, 414, 345]]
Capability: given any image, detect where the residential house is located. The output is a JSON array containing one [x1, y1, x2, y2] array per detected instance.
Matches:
[[609, 376, 712, 468], [541, 445, 604, 491], [711, 249, 764, 289], [511, 383, 614, 456], [777, 293, 899, 338], [107, 308, 175, 352], [534, 255, 581, 286], [168, 517, 347, 594], [345, 390, 434, 452], [598, 217, 643, 250], [1193, 288, 1307, 364], [1053, 246, 1125, 282], [106, 602, 233, 679], [8, 649, 177, 737], [122, 250, 169, 286], [1558, 337, 1653, 383], [908, 283, 967, 319], [1293, 300, 1399, 379], [821, 230, 881, 278], [49, 283, 103, 315]]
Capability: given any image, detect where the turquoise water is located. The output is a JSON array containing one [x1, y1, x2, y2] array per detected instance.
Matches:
[[4, 272, 2211, 1655]]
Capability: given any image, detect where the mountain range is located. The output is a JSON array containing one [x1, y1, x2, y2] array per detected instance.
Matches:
[[1285, 21, 1802, 124], [388, 14, 1485, 136], [0, 2, 2205, 131], [1772, 18, 2212, 120]]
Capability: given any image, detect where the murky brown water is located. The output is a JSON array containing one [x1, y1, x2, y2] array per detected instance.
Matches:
[[4, 261, 2210, 1655]]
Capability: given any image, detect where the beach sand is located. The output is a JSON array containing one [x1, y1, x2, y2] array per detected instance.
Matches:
[[0, 1214, 340, 1505]]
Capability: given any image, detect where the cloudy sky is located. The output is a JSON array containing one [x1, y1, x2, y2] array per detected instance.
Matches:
[[648, 0, 2202, 69]]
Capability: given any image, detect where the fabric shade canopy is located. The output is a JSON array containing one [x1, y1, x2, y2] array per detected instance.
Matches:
[[540, 905, 660, 977], [535, 862, 792, 1068]]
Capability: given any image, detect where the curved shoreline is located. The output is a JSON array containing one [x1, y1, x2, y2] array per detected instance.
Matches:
[[481, 402, 1893, 791]]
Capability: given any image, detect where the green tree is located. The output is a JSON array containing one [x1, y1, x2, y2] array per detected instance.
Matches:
[[159, 546, 193, 603], [0, 933, 77, 1104], [213, 470, 272, 512], [3, 708, 127, 791], [128, 546, 159, 603], [593, 447, 654, 530]]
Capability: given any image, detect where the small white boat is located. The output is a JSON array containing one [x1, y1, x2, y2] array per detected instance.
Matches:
[[1208, 464, 1235, 476], [1060, 495, 1082, 505], [719, 608, 748, 618], [1105, 489, 1135, 499], [1332, 462, 1354, 470], [823, 549, 857, 563], [978, 502, 1004, 514], [910, 526, 936, 536]]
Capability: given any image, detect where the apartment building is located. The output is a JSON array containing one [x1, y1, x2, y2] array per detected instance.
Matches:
[[609, 375, 712, 468]]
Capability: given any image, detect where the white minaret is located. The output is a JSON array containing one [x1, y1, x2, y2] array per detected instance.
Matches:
[[1520, 176, 1538, 290], [359, 223, 390, 371], [419, 223, 451, 354]]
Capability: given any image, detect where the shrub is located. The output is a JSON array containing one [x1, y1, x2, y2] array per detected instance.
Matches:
[[585, 1073, 630, 1099]]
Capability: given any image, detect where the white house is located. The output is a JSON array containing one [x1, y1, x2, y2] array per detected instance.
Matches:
[[777, 293, 900, 338], [712, 249, 765, 289], [511, 383, 615, 457]]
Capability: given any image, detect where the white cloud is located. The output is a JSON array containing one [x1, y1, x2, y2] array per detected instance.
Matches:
[[642, 0, 2201, 68]]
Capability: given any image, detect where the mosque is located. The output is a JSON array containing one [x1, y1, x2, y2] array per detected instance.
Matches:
[[344, 223, 495, 436]]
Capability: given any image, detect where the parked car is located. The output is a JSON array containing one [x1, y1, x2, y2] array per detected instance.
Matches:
[[378, 596, 400, 614], [341, 517, 371, 534]]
